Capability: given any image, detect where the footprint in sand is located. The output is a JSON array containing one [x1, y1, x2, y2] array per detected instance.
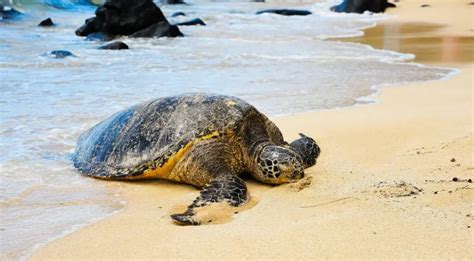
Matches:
[[372, 181, 423, 198]]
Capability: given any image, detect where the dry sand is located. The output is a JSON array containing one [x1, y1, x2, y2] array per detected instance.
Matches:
[[31, 0, 473, 259]]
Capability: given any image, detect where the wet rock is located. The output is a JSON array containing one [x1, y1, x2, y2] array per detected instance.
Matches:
[[174, 18, 206, 26], [38, 18, 55, 27], [76, 17, 96, 36], [75, 0, 182, 39], [256, 9, 312, 16], [171, 12, 186, 17], [46, 50, 76, 58], [164, 0, 187, 4], [98, 41, 129, 50], [1, 5, 23, 20], [330, 0, 396, 14], [130, 21, 183, 38]]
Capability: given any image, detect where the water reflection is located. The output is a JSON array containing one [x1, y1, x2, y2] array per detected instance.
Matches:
[[342, 22, 474, 64]]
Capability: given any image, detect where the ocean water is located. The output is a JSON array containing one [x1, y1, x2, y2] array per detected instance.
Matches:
[[0, 0, 454, 259]]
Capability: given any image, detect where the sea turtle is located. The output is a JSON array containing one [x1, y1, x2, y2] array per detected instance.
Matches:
[[73, 93, 320, 225]]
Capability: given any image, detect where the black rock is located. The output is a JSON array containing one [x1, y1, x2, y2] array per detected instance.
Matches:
[[330, 0, 396, 14], [76, 17, 97, 36], [165, 0, 187, 4], [46, 50, 76, 58], [256, 9, 312, 16], [174, 18, 206, 26], [38, 18, 55, 27], [98, 41, 129, 50], [1, 5, 23, 20], [131, 21, 183, 38], [420, 4, 430, 7], [171, 12, 186, 17], [75, 0, 182, 39]]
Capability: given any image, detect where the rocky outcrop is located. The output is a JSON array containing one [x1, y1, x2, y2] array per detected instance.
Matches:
[[130, 21, 182, 38], [75, 0, 182, 39], [330, 0, 396, 13]]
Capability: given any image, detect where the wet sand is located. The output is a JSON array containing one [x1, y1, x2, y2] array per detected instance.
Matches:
[[342, 22, 474, 64], [340, 0, 474, 64], [31, 0, 473, 260]]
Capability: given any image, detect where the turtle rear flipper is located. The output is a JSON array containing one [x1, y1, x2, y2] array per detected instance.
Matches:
[[171, 175, 248, 225]]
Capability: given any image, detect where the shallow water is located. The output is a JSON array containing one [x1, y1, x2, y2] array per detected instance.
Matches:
[[0, 0, 454, 259]]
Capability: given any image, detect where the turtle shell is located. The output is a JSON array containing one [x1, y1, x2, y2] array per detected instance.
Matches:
[[72, 94, 262, 179]]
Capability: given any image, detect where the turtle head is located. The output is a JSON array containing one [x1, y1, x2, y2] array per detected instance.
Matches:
[[289, 133, 320, 168], [253, 145, 304, 184]]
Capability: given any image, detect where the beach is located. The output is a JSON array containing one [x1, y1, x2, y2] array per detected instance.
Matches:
[[25, 0, 473, 259]]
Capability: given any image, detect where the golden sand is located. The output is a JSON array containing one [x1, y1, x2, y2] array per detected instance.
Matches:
[[31, 0, 473, 259]]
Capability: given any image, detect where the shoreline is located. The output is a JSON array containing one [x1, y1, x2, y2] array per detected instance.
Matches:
[[31, 0, 473, 260]]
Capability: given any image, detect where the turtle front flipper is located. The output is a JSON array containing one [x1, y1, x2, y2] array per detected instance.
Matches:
[[171, 175, 248, 225]]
